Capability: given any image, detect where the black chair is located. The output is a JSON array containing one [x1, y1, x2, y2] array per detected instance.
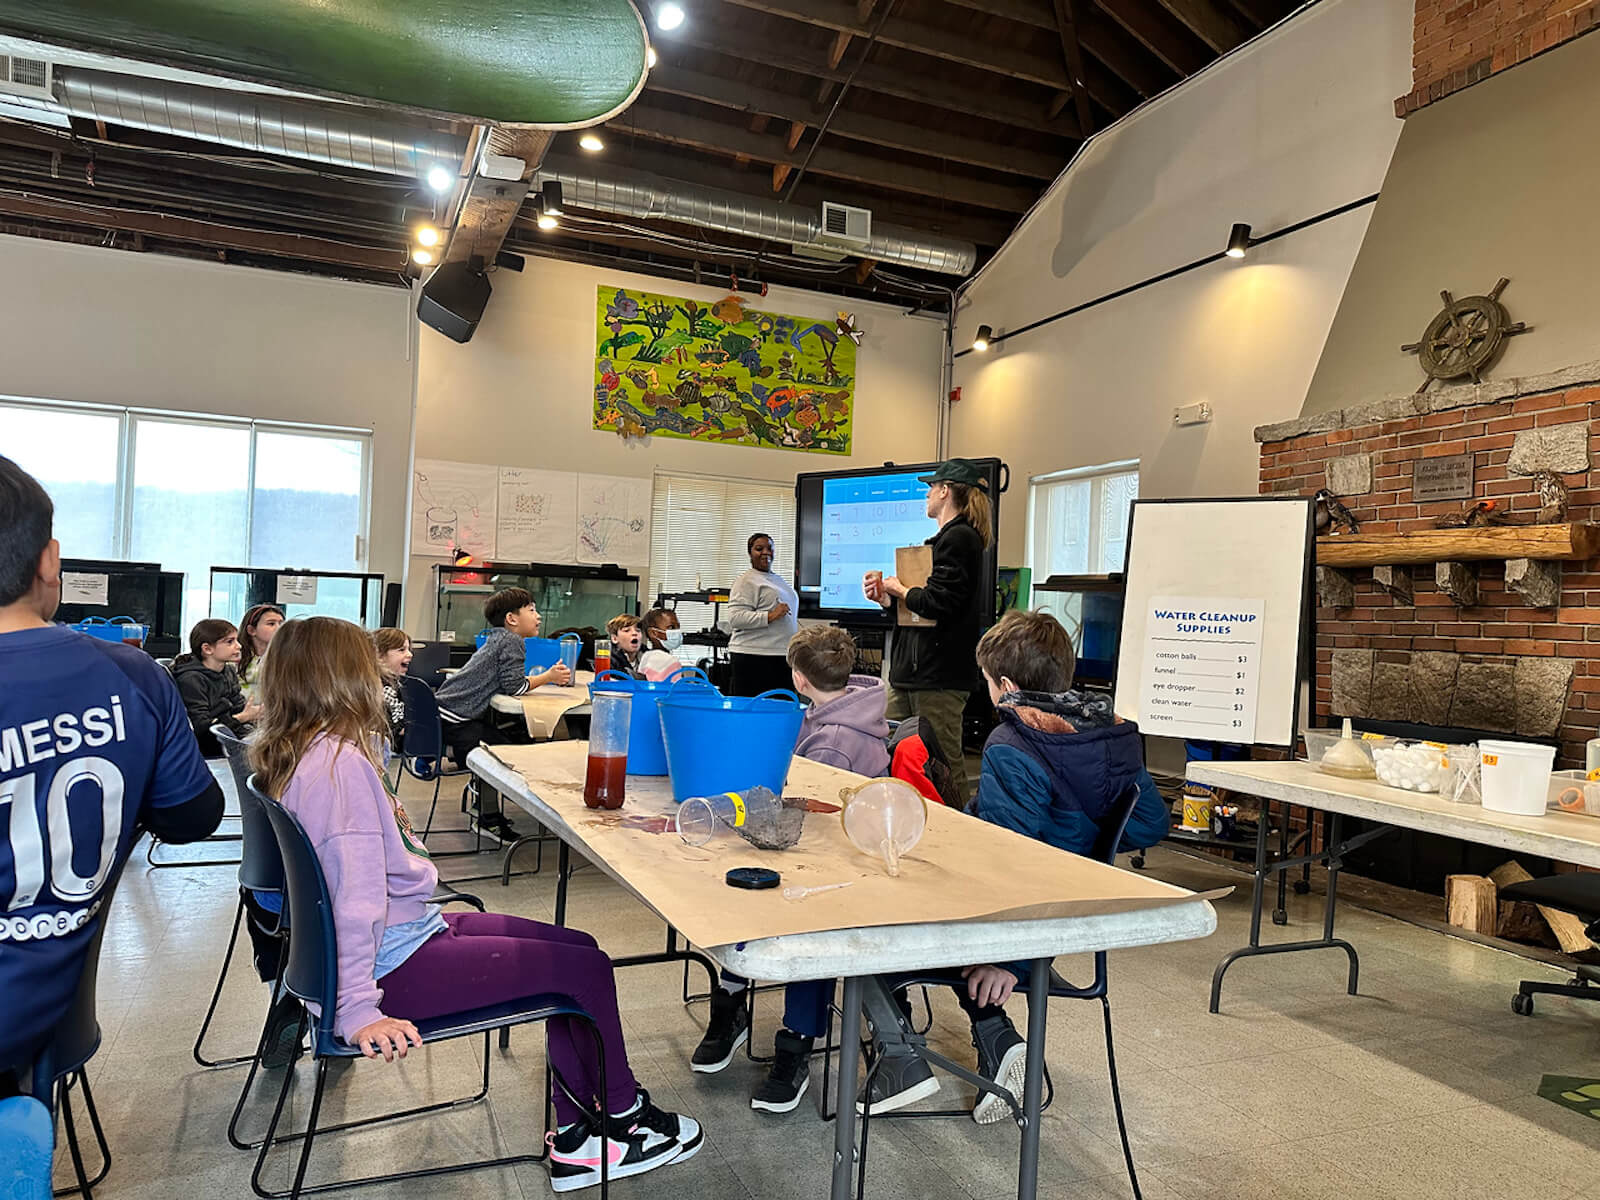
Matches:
[[405, 640, 452, 690], [25, 867, 124, 1198], [395, 675, 483, 854], [851, 780, 1148, 1200], [1501, 873, 1600, 1015], [247, 776, 609, 1199], [194, 725, 292, 1073]]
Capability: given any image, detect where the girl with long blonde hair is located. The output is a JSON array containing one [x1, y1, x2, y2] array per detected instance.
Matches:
[[250, 617, 703, 1191]]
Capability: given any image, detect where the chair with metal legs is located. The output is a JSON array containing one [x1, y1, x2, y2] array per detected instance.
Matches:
[[25, 867, 126, 1198], [1501, 872, 1600, 1016], [850, 781, 1149, 1200], [396, 675, 484, 856], [248, 777, 608, 1199]]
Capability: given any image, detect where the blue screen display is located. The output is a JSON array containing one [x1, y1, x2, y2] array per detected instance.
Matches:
[[819, 471, 937, 610]]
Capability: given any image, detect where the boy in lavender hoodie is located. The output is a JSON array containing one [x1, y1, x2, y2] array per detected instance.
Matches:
[[690, 624, 888, 1114]]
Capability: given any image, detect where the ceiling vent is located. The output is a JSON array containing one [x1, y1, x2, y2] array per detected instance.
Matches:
[[819, 201, 871, 249], [0, 55, 52, 102]]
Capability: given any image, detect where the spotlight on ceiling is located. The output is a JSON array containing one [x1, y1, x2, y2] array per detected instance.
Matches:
[[579, 133, 604, 153], [972, 324, 993, 353], [412, 247, 435, 266], [540, 181, 564, 217], [537, 214, 559, 231], [655, 2, 685, 31], [1225, 222, 1253, 259], [416, 225, 441, 248], [425, 164, 454, 193], [647, 46, 658, 68]]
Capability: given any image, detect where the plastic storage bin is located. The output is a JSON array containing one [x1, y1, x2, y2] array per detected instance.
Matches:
[[1479, 740, 1556, 815]]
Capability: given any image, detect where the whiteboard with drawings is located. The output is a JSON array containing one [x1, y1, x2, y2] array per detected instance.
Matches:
[[1113, 497, 1314, 748]]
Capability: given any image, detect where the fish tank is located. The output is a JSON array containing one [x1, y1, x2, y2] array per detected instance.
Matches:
[[57, 558, 185, 658], [209, 567, 385, 628], [434, 562, 639, 648], [1030, 573, 1125, 689]]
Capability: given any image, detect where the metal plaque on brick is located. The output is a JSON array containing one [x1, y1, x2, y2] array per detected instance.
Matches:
[[1412, 454, 1475, 502]]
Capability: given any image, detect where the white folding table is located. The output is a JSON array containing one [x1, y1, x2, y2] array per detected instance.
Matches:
[[1188, 759, 1600, 1011], [471, 744, 1217, 1200]]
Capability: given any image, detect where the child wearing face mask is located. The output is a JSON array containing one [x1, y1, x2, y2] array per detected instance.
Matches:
[[635, 607, 686, 681]]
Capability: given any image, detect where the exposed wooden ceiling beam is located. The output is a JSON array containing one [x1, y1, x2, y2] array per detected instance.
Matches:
[[895, 0, 1170, 99], [716, 0, 1135, 116], [608, 104, 1039, 211], [646, 65, 1064, 178], [584, 140, 1018, 245], [1155, 0, 1250, 53], [679, 29, 1082, 136], [1226, 0, 1295, 29], [1050, 0, 1096, 134], [0, 191, 403, 270], [1090, 0, 1211, 75]]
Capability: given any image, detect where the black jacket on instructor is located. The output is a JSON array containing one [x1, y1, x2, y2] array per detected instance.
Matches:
[[888, 514, 985, 692]]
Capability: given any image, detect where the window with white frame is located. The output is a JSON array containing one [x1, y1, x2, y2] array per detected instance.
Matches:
[[1026, 461, 1140, 596], [0, 399, 371, 630], [649, 472, 796, 661]]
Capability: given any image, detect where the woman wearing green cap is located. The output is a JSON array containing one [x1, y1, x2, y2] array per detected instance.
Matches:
[[863, 458, 992, 807]]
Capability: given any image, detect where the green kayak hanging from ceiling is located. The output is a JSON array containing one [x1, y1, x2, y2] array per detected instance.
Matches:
[[0, 0, 649, 127]]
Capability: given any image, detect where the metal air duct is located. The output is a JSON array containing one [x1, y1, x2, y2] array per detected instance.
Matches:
[[534, 158, 977, 277], [50, 67, 465, 177]]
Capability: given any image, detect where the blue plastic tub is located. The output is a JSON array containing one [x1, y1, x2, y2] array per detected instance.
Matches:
[[590, 668, 709, 776], [71, 615, 147, 644], [657, 685, 804, 803], [470, 631, 573, 673]]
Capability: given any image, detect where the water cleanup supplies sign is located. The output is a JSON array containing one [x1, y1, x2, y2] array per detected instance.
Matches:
[[1138, 597, 1265, 741], [61, 572, 109, 606]]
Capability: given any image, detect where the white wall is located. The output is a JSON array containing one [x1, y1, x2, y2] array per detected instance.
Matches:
[[0, 235, 417, 587], [408, 255, 946, 631], [950, 0, 1412, 566]]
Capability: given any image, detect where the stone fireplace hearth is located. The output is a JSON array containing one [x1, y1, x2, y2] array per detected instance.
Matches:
[[1257, 359, 1600, 766]]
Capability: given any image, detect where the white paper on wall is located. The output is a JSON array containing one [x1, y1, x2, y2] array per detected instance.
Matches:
[[576, 474, 651, 566], [412, 459, 498, 559], [497, 467, 578, 563]]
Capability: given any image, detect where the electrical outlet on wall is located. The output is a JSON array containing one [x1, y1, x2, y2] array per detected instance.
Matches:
[[1173, 402, 1213, 427]]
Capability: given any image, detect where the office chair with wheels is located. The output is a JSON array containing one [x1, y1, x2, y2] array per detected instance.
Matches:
[[247, 778, 608, 1199], [1500, 873, 1600, 1015]]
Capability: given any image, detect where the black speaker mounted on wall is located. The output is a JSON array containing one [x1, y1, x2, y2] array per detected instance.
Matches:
[[418, 258, 491, 343]]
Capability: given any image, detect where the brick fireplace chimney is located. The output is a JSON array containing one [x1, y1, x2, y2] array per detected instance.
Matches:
[[1399, 0, 1600, 115], [1257, 362, 1600, 766]]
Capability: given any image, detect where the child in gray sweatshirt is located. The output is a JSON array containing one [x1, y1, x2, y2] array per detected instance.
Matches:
[[434, 587, 569, 841]]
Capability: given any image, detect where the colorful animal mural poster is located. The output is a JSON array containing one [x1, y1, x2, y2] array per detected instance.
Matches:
[[593, 285, 858, 454]]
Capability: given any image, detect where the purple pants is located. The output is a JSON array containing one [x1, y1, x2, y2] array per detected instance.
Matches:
[[378, 912, 636, 1125]]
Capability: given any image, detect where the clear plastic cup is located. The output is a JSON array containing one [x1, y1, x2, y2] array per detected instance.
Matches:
[[559, 634, 581, 684]]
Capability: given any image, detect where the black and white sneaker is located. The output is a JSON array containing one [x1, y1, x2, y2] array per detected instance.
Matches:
[[970, 1012, 1027, 1125], [855, 1045, 939, 1115], [690, 987, 749, 1074], [547, 1091, 702, 1192], [751, 1029, 811, 1114], [468, 809, 522, 846]]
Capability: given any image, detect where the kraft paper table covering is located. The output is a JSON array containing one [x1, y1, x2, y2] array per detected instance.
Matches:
[[517, 670, 594, 738], [482, 741, 1220, 952]]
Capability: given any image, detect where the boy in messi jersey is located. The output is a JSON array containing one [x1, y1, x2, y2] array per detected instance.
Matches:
[[0, 456, 224, 1096]]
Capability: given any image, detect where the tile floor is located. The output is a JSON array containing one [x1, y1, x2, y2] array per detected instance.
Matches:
[[58, 771, 1600, 1199]]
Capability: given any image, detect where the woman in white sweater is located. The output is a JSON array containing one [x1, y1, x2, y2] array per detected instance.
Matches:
[[727, 532, 800, 697]]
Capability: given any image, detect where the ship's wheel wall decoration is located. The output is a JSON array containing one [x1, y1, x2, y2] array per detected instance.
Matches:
[[1401, 277, 1529, 392]]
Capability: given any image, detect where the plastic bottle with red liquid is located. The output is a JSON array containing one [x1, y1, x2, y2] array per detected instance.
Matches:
[[583, 686, 632, 810]]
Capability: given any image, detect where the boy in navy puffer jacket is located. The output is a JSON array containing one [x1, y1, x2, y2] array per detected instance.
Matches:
[[858, 610, 1168, 1124]]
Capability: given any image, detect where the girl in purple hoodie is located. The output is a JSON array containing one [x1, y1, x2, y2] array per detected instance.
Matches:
[[250, 617, 702, 1193]]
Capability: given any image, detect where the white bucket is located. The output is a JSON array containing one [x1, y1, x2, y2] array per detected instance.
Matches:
[[1479, 740, 1556, 815]]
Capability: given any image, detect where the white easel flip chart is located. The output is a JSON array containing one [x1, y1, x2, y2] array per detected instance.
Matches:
[[1139, 597, 1265, 741], [1115, 497, 1313, 748]]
